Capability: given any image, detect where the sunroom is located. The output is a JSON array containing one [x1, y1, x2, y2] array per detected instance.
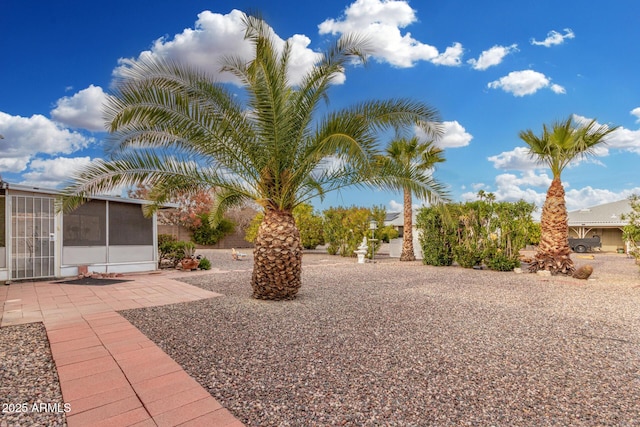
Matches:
[[0, 182, 159, 283]]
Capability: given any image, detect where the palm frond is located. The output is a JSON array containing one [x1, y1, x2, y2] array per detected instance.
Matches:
[[520, 116, 619, 178]]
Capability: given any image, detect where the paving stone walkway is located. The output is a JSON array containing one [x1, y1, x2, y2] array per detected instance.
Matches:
[[0, 271, 245, 427]]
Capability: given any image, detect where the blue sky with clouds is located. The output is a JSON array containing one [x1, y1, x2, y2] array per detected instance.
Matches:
[[1, 0, 639, 215]]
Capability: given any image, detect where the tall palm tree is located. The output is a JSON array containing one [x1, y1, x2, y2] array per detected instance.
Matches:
[[382, 137, 445, 261], [61, 14, 445, 300], [519, 116, 617, 274]]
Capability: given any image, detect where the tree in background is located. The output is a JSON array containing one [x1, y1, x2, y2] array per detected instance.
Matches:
[[294, 204, 325, 249], [245, 203, 324, 250], [416, 206, 454, 266], [622, 194, 640, 265], [379, 137, 446, 261], [416, 199, 536, 271], [519, 116, 617, 275], [128, 184, 236, 245], [323, 206, 372, 257], [127, 184, 214, 229], [62, 15, 443, 300]]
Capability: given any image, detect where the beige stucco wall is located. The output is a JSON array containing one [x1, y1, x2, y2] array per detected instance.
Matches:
[[568, 227, 624, 252]]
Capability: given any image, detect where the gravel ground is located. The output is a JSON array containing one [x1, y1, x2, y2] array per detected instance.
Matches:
[[0, 322, 67, 427], [120, 250, 640, 427]]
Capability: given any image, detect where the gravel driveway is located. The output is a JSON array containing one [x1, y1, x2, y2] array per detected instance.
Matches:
[[118, 251, 640, 426]]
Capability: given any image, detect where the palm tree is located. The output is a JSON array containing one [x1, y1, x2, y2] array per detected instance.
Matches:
[[519, 116, 617, 274], [382, 137, 446, 261], [61, 14, 445, 300]]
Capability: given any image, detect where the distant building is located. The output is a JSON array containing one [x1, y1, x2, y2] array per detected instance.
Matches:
[[567, 199, 633, 252], [0, 182, 162, 283], [385, 211, 423, 259]]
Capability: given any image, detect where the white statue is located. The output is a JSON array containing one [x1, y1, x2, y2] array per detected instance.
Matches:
[[354, 236, 368, 263]]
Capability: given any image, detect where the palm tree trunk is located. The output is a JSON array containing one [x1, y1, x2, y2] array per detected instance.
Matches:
[[252, 209, 302, 300], [400, 187, 416, 261], [529, 177, 575, 275]]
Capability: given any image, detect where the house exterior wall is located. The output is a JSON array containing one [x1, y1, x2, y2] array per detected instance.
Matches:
[[569, 227, 624, 252], [1, 184, 160, 282], [389, 230, 423, 259], [61, 200, 158, 276]]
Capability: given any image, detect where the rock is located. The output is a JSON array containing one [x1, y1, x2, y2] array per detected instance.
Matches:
[[573, 264, 594, 280], [537, 270, 552, 277]]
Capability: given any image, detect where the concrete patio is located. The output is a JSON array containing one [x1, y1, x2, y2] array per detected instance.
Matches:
[[0, 270, 245, 427]]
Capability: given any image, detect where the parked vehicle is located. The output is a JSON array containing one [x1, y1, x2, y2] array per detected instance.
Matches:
[[569, 235, 601, 253]]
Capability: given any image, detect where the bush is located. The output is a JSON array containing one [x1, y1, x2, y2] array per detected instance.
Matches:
[[323, 206, 385, 257], [191, 216, 235, 245], [485, 251, 520, 271], [378, 225, 399, 243], [453, 246, 483, 268], [244, 213, 262, 243], [244, 203, 325, 249], [294, 204, 325, 249], [158, 235, 196, 267], [416, 208, 454, 266], [197, 256, 212, 270]]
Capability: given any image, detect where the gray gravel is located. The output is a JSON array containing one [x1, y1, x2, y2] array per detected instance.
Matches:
[[0, 322, 67, 427], [120, 251, 640, 426]]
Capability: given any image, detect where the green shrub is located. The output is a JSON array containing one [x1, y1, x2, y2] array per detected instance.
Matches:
[[244, 213, 262, 243], [453, 246, 483, 268], [485, 251, 520, 271], [192, 216, 235, 245], [197, 256, 212, 270], [416, 208, 454, 266], [294, 204, 325, 249], [378, 225, 399, 243], [244, 203, 324, 249], [323, 206, 385, 257], [158, 234, 183, 267]]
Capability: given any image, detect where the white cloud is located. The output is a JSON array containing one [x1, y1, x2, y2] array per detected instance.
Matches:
[[487, 70, 564, 96], [389, 199, 403, 212], [431, 43, 464, 67], [115, 9, 323, 86], [414, 120, 472, 148], [495, 170, 552, 189], [438, 121, 473, 148], [550, 84, 566, 94], [563, 186, 640, 212], [488, 146, 538, 170], [463, 172, 640, 217], [388, 198, 427, 213], [631, 107, 640, 122], [467, 44, 518, 70], [50, 85, 108, 131], [318, 0, 463, 68], [20, 157, 94, 188], [572, 114, 640, 155], [531, 28, 575, 47], [0, 112, 94, 173], [606, 126, 640, 154]]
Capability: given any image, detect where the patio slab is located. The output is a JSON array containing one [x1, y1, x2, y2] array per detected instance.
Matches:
[[0, 270, 245, 426]]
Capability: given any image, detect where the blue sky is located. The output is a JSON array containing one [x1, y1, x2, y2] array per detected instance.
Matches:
[[1, 0, 640, 215]]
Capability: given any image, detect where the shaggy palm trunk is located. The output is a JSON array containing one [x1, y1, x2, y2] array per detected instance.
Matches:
[[529, 177, 575, 275], [252, 209, 303, 300], [400, 187, 416, 261]]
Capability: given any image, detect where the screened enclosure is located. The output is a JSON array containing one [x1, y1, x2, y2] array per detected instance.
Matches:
[[61, 199, 157, 272], [0, 184, 160, 282]]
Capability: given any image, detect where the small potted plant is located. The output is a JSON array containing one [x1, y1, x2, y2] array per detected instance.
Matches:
[[180, 242, 200, 271]]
